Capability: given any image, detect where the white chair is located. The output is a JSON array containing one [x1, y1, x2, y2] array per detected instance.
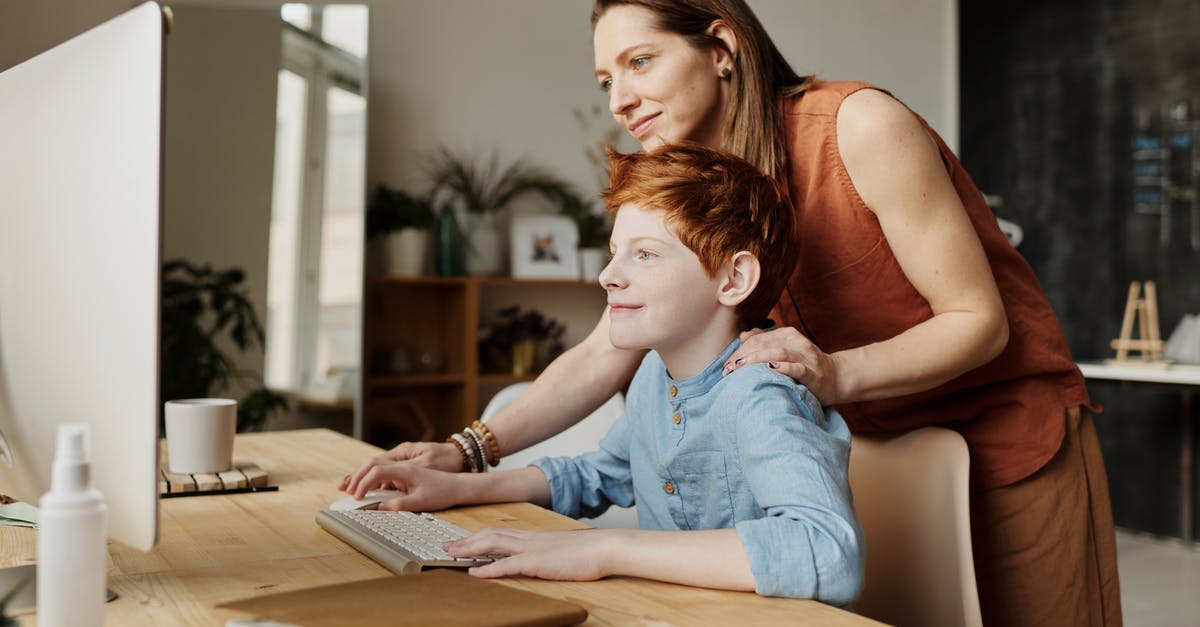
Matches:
[[480, 382, 638, 529], [849, 427, 982, 627]]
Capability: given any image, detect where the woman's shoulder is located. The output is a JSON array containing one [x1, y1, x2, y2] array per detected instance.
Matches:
[[787, 80, 885, 116]]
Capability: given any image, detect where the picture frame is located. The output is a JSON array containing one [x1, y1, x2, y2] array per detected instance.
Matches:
[[509, 214, 580, 279]]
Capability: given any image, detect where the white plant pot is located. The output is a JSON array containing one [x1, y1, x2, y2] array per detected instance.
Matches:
[[383, 228, 428, 276], [465, 214, 505, 276], [578, 247, 606, 282]]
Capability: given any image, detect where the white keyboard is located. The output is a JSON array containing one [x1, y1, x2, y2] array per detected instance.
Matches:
[[316, 509, 501, 575]]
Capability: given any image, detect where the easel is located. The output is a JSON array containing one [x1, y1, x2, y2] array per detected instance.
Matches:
[[1109, 280, 1166, 364]]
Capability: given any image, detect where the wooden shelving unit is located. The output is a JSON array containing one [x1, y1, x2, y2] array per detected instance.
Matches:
[[361, 275, 605, 447]]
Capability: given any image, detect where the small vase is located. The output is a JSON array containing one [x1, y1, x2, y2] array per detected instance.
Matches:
[[511, 340, 537, 376], [434, 205, 466, 276]]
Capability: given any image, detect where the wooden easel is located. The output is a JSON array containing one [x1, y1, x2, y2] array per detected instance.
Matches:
[[1109, 280, 1165, 363]]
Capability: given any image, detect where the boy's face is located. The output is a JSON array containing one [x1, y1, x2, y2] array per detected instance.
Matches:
[[600, 202, 724, 352]]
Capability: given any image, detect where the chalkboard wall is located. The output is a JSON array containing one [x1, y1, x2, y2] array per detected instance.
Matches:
[[961, 0, 1200, 538]]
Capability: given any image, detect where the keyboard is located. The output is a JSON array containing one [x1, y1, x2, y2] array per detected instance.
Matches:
[[316, 509, 501, 575]]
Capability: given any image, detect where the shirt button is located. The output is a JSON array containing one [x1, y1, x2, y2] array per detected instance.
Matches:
[[672, 413, 681, 424], [664, 481, 675, 494], [669, 386, 678, 397]]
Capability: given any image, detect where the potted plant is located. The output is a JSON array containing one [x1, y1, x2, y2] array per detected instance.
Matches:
[[478, 305, 565, 376], [160, 259, 289, 432], [427, 147, 577, 276], [365, 184, 437, 276]]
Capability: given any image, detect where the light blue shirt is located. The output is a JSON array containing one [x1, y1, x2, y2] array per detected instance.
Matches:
[[532, 339, 864, 603]]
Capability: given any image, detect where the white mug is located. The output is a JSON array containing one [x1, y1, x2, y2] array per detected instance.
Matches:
[[164, 398, 236, 474]]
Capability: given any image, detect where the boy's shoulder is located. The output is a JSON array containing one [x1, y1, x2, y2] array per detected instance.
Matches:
[[718, 363, 832, 429]]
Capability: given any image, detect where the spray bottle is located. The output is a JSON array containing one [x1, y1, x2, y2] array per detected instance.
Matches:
[[37, 423, 107, 627]]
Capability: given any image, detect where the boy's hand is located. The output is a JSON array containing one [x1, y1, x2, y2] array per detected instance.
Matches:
[[343, 461, 463, 512], [724, 327, 843, 404], [445, 528, 614, 581]]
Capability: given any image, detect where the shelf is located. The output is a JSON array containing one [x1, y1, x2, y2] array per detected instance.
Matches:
[[361, 274, 605, 447]]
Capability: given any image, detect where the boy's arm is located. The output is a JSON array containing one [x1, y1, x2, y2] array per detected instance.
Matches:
[[731, 374, 864, 604], [356, 464, 552, 512], [448, 527, 756, 590]]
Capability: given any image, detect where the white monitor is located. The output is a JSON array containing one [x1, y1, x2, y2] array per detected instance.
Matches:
[[0, 1, 164, 552]]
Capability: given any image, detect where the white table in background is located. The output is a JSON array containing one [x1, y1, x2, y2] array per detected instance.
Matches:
[[1077, 361, 1200, 543]]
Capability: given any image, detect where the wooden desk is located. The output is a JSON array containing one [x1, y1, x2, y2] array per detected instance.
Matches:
[[1078, 361, 1200, 543], [1, 429, 880, 626]]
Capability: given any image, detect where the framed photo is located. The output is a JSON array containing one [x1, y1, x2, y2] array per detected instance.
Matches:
[[509, 214, 579, 279]]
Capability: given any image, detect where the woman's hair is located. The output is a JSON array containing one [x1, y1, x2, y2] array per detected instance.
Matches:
[[591, 0, 812, 180], [604, 143, 797, 331]]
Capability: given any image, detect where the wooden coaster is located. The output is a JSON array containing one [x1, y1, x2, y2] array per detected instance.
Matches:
[[158, 461, 271, 496]]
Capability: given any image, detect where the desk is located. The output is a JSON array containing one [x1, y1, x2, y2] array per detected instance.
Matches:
[[1078, 361, 1200, 543], [0, 429, 879, 626]]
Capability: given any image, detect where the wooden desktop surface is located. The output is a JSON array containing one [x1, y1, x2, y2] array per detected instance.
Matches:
[[0, 429, 880, 626]]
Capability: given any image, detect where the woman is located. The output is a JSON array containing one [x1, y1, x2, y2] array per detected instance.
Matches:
[[343, 1, 1120, 625]]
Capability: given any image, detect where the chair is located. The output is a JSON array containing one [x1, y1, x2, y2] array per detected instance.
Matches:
[[848, 427, 982, 627], [480, 382, 638, 529]]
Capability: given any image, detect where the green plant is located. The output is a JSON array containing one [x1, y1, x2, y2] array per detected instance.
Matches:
[[556, 187, 612, 249], [478, 306, 566, 373], [160, 259, 289, 432], [365, 184, 436, 240], [427, 147, 576, 216]]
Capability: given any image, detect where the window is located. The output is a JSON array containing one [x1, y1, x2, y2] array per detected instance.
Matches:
[[265, 5, 367, 399]]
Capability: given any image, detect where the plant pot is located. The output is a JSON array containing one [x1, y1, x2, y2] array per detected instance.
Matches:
[[382, 228, 428, 276], [465, 213, 505, 276], [511, 339, 537, 376], [578, 247, 606, 281]]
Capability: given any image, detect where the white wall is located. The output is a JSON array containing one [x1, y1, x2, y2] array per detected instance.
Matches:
[[367, 0, 959, 200]]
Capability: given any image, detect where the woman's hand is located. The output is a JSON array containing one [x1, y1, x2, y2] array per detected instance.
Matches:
[[337, 441, 462, 492], [446, 528, 615, 581], [723, 327, 844, 404]]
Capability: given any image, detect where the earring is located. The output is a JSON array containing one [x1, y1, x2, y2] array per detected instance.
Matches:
[[719, 66, 731, 79]]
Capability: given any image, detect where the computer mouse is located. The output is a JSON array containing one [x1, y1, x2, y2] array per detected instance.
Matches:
[[328, 489, 405, 511]]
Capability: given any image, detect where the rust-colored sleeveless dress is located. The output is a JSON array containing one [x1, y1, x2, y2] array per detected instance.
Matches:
[[773, 80, 1091, 492], [773, 81, 1121, 627]]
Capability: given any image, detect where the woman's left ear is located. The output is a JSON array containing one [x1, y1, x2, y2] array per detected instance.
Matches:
[[706, 20, 739, 72], [717, 252, 760, 307]]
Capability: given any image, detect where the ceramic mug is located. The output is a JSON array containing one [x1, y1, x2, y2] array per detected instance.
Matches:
[[164, 398, 236, 474]]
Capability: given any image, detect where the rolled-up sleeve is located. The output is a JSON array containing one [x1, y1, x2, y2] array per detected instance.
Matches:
[[732, 376, 864, 604], [530, 409, 636, 520]]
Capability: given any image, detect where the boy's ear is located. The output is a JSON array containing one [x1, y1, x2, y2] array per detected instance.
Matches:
[[717, 251, 760, 307]]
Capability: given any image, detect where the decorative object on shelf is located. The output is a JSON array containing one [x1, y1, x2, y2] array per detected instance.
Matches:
[[427, 147, 578, 277], [160, 259, 290, 432], [510, 214, 580, 279], [478, 305, 565, 376], [433, 202, 467, 276], [365, 184, 436, 276], [1109, 280, 1165, 364]]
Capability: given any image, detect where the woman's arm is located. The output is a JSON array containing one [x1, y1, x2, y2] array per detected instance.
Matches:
[[446, 527, 756, 591], [727, 89, 1008, 404], [483, 307, 645, 457], [337, 308, 646, 482]]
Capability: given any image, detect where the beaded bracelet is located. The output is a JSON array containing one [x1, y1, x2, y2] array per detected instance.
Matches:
[[447, 433, 478, 473], [470, 420, 501, 467], [460, 427, 488, 473]]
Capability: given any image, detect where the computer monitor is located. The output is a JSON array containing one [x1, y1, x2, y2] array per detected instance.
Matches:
[[0, 1, 164, 552]]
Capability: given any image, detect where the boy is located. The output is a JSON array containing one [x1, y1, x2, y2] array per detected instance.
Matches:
[[344, 144, 863, 603]]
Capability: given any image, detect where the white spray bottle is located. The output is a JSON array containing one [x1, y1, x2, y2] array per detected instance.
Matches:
[[37, 423, 107, 627]]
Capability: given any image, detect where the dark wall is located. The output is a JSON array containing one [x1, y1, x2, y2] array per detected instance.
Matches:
[[961, 0, 1200, 538]]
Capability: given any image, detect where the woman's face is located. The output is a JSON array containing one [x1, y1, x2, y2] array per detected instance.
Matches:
[[593, 5, 728, 151]]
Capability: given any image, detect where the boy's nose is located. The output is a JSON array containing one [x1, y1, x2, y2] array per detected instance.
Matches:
[[598, 258, 624, 291]]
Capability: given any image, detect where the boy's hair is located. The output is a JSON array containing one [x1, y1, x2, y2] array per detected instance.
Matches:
[[603, 143, 797, 330]]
